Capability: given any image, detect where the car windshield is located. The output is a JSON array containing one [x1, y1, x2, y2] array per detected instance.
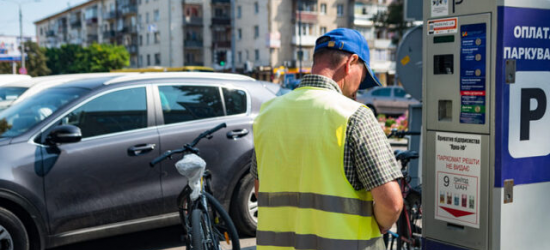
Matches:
[[0, 87, 28, 111], [0, 87, 88, 138]]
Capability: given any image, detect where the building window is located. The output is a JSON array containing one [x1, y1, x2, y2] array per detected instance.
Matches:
[[138, 55, 143, 67], [155, 53, 161, 65], [254, 2, 259, 13], [146, 13, 149, 23], [238, 29, 242, 40], [254, 26, 259, 38], [320, 26, 327, 35], [255, 49, 259, 61], [337, 4, 344, 17], [147, 54, 151, 66], [146, 33, 150, 45], [237, 6, 241, 18], [302, 1, 316, 12], [40, 28, 43, 35], [138, 14, 142, 24], [154, 32, 160, 43], [320, 3, 327, 14], [238, 51, 242, 63], [154, 10, 160, 22]]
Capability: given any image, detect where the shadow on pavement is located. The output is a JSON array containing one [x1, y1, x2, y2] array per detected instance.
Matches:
[[51, 225, 257, 250]]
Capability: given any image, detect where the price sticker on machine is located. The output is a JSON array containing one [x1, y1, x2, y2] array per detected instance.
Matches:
[[435, 132, 481, 228]]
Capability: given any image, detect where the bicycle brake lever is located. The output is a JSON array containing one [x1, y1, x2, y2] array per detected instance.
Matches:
[[206, 134, 213, 140]]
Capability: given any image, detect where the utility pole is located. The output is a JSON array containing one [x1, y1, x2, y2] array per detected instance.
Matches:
[[230, 0, 236, 73], [168, 0, 173, 67], [19, 4, 25, 73], [298, 0, 302, 79]]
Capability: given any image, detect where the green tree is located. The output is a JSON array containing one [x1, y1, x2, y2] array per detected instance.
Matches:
[[372, 0, 410, 44], [87, 43, 130, 72], [45, 43, 130, 74], [0, 41, 51, 76], [46, 44, 88, 74]]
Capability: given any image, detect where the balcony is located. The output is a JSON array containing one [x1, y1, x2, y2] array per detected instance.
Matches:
[[121, 5, 138, 16], [294, 12, 318, 23], [292, 35, 317, 46], [87, 34, 99, 43], [119, 25, 138, 34], [103, 11, 117, 20], [126, 44, 138, 54], [183, 16, 203, 26], [46, 30, 55, 37], [86, 17, 98, 25], [211, 17, 230, 25], [184, 40, 203, 48], [70, 19, 81, 28], [211, 0, 229, 4], [212, 41, 231, 48], [103, 30, 115, 39]]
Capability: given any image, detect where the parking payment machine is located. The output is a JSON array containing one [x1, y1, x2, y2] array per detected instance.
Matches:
[[422, 0, 550, 249]]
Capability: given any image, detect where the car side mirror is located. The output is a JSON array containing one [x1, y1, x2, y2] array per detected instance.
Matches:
[[46, 125, 82, 145], [405, 94, 412, 99]]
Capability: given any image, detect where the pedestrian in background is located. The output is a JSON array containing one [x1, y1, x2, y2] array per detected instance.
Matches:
[[252, 28, 403, 250]]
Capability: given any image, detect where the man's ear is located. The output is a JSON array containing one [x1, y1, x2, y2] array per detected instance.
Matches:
[[344, 54, 359, 75]]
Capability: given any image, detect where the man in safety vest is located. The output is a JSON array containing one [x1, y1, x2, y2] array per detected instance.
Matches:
[[252, 28, 403, 250]]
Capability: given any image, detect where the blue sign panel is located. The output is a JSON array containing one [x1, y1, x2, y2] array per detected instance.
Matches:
[[496, 6, 550, 187], [460, 23, 487, 124]]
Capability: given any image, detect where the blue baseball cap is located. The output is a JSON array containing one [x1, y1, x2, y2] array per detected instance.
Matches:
[[314, 28, 381, 89]]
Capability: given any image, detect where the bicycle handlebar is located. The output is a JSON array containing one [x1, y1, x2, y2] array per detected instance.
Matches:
[[387, 129, 421, 139], [149, 123, 227, 167]]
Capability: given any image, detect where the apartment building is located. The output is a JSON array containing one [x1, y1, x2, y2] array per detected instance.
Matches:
[[35, 0, 140, 67], [35, 0, 396, 84]]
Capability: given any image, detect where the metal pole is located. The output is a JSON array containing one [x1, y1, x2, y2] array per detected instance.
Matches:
[[230, 0, 236, 73], [298, 0, 302, 79], [19, 4, 25, 73], [168, 0, 172, 67]]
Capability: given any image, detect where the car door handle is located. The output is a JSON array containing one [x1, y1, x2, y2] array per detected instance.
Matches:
[[227, 129, 249, 140], [128, 144, 156, 156]]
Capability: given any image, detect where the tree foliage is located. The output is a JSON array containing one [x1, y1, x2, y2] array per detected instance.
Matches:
[[0, 41, 51, 76], [372, 0, 410, 44], [46, 43, 130, 75]]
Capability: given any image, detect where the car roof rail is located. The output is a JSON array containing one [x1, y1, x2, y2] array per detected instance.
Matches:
[[103, 72, 256, 85]]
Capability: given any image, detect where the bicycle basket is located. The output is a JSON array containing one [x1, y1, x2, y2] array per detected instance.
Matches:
[[175, 153, 206, 200]]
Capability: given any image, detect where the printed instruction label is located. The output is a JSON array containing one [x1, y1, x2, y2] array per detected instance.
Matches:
[[435, 132, 481, 228], [460, 23, 487, 124], [431, 0, 449, 17], [428, 18, 458, 35]]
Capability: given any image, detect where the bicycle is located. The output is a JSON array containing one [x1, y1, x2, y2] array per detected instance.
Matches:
[[385, 130, 422, 250], [150, 123, 240, 250]]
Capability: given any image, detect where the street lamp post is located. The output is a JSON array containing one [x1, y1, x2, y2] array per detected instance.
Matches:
[[2, 0, 39, 74], [298, 0, 302, 79]]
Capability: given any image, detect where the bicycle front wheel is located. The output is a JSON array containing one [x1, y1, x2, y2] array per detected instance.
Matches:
[[204, 192, 241, 250], [191, 209, 206, 250]]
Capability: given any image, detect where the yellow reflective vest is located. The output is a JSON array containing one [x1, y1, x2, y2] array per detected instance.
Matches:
[[253, 86, 385, 250]]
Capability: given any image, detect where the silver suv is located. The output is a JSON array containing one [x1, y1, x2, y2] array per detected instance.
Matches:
[[0, 73, 280, 249], [356, 86, 420, 117]]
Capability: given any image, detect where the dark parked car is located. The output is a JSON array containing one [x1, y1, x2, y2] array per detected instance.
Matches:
[[0, 72, 281, 249], [356, 85, 420, 117]]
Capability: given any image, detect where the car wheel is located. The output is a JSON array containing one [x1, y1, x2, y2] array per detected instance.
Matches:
[[366, 104, 378, 118], [230, 173, 257, 236], [0, 207, 29, 250]]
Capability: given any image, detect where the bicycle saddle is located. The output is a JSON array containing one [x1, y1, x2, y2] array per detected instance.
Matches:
[[394, 150, 419, 161]]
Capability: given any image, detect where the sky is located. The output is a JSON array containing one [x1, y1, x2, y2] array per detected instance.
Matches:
[[0, 0, 88, 37]]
